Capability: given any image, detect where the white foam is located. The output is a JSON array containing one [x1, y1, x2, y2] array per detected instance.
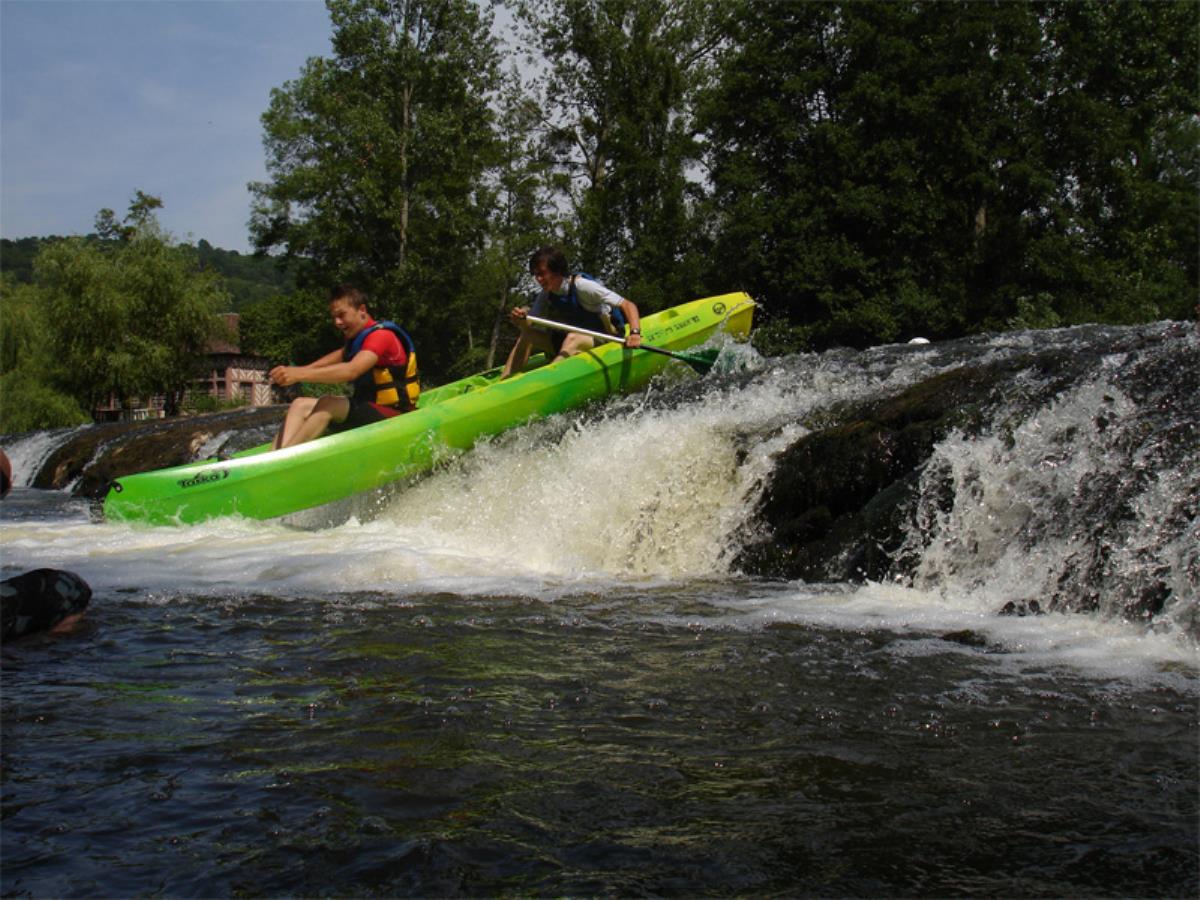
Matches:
[[1, 426, 89, 487], [1, 327, 1194, 685]]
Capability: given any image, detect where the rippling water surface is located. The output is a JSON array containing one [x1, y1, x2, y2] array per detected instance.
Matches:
[[3, 511, 1195, 895], [3, 325, 1197, 896]]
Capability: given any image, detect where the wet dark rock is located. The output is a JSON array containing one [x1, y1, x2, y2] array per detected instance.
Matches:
[[733, 352, 1076, 583], [941, 630, 990, 648], [732, 322, 1198, 631], [998, 600, 1044, 617], [22, 407, 283, 498]]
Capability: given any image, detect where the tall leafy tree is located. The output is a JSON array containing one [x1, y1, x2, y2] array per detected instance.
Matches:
[[510, 0, 719, 307], [1028, 1, 1198, 325], [699, 1, 1022, 345], [28, 196, 230, 419], [0, 274, 90, 432], [250, 0, 502, 378], [477, 71, 560, 369], [698, 1, 1197, 349]]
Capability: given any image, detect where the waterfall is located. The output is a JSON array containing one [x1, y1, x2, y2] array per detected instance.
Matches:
[[2, 322, 1195, 636], [2, 426, 89, 488]]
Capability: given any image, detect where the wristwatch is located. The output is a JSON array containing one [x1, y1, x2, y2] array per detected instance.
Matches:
[[630, 328, 641, 335]]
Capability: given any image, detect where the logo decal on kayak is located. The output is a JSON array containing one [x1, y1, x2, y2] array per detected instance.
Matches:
[[663, 314, 701, 335], [712, 301, 727, 315], [178, 468, 229, 490]]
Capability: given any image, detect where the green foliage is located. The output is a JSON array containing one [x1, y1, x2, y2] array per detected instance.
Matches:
[[95, 190, 163, 242], [8, 0, 1196, 410], [1007, 294, 1063, 332], [0, 275, 40, 373], [0, 275, 89, 432], [476, 75, 562, 367], [237, 288, 337, 366], [193, 240, 299, 311], [299, 381, 351, 398], [0, 369, 90, 433], [4, 237, 297, 314], [7, 195, 232, 423], [511, 0, 719, 310], [182, 393, 248, 415], [697, 0, 1197, 349], [1, 237, 57, 284], [250, 0, 503, 380]]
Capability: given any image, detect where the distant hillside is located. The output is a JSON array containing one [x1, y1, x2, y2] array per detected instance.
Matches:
[[193, 239, 298, 310], [1, 236, 297, 311], [0, 236, 63, 284]]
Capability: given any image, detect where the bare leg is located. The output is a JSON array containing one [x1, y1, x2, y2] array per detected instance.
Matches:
[[501, 326, 594, 379], [273, 396, 350, 449], [557, 332, 595, 358], [274, 397, 318, 449], [501, 323, 547, 379], [500, 336, 532, 380]]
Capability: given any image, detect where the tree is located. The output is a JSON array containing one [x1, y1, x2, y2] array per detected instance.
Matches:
[[477, 72, 560, 370], [1026, 1, 1198, 325], [698, 2, 1020, 345], [0, 237, 56, 284], [697, 1, 1197, 350], [94, 190, 164, 243], [193, 239, 299, 310], [510, 0, 720, 308], [249, 0, 502, 380], [30, 195, 231, 418], [238, 288, 336, 371], [0, 273, 89, 432]]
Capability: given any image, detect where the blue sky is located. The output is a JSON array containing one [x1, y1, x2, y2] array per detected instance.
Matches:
[[1, 0, 334, 253]]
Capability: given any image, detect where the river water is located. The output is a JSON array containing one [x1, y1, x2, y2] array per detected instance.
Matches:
[[2, 325, 1197, 896]]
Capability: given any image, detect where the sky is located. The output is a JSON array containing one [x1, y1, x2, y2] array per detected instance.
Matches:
[[1, 0, 335, 253]]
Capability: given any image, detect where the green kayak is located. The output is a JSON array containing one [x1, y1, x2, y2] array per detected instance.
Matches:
[[103, 292, 755, 525]]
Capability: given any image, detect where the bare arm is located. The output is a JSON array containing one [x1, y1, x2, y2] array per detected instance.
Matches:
[[270, 350, 379, 388], [620, 298, 642, 348]]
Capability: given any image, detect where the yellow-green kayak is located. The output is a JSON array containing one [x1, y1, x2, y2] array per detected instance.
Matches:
[[103, 293, 755, 525]]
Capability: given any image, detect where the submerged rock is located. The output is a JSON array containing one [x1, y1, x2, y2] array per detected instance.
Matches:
[[999, 600, 1044, 617]]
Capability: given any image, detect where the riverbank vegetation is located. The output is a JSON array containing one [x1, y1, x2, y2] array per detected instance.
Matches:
[[1, 0, 1194, 433]]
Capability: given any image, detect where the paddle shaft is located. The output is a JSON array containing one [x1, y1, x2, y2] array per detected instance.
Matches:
[[523, 314, 712, 371]]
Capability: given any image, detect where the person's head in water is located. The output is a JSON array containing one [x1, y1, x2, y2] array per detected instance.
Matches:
[[0, 450, 93, 641]]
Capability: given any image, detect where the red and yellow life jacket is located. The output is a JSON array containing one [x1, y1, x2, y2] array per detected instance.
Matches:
[[344, 321, 419, 412]]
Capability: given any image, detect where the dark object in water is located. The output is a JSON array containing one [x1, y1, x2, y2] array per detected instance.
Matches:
[[999, 599, 1043, 617], [0, 449, 11, 498], [942, 629, 990, 647], [1, 568, 92, 640]]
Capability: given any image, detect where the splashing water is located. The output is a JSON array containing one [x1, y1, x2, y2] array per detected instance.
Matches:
[[1, 325, 1196, 897], [1, 323, 1196, 674]]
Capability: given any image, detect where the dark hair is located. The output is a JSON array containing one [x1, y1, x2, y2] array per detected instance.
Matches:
[[329, 283, 367, 309], [529, 245, 569, 277]]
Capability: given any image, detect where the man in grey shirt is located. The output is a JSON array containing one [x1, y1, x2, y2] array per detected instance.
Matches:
[[501, 245, 643, 379]]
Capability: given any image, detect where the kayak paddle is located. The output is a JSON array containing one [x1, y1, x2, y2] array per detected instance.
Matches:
[[524, 314, 717, 375]]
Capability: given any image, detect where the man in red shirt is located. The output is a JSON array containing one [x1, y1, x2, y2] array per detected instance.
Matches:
[[270, 284, 417, 449]]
